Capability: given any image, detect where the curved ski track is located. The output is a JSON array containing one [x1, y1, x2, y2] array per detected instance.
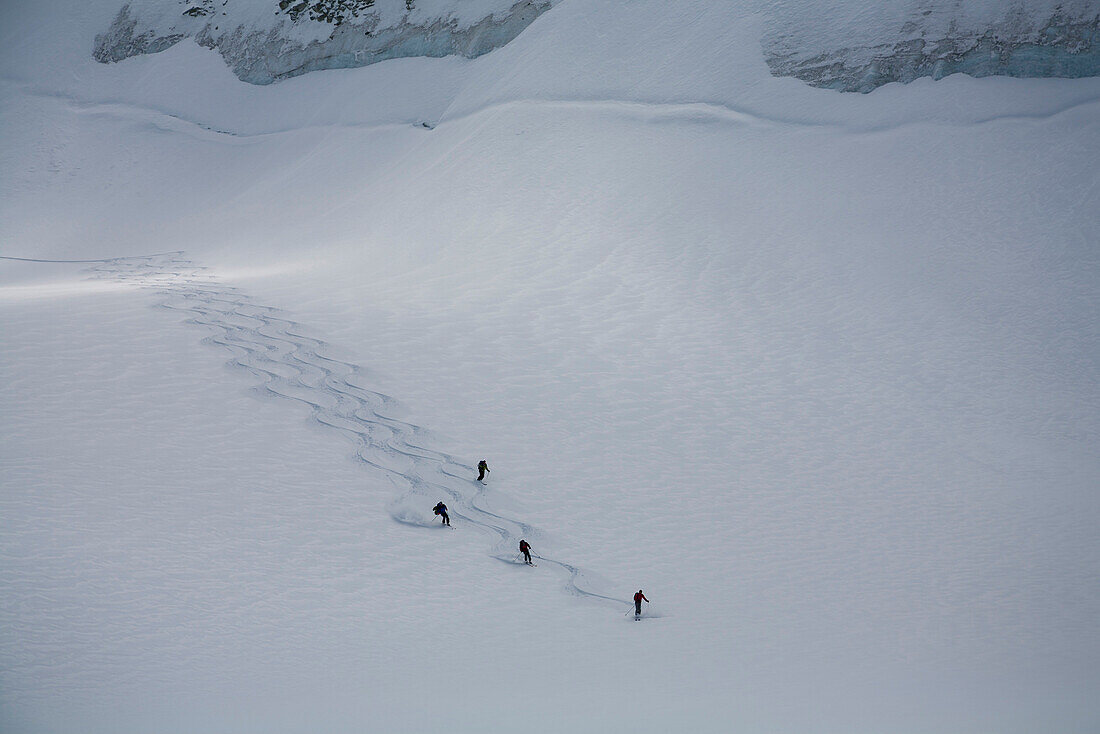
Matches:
[[91, 253, 630, 610]]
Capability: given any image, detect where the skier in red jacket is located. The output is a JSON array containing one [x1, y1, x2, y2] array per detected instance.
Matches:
[[634, 590, 649, 618], [519, 539, 533, 565]]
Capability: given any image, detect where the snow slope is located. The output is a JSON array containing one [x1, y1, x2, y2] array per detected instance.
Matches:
[[2, 1, 1099, 732]]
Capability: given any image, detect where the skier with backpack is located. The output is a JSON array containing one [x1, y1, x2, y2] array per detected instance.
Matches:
[[633, 590, 649, 618], [519, 539, 533, 565], [477, 459, 490, 482], [433, 501, 450, 526]]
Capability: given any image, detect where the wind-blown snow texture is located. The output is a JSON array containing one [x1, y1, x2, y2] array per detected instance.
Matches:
[[2, 0, 1100, 733]]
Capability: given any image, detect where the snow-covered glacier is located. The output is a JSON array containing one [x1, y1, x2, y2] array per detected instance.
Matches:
[[4, 0, 1100, 730], [94, 0, 554, 83], [763, 0, 1100, 92]]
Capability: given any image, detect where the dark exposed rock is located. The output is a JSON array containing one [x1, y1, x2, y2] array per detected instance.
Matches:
[[765, 8, 1100, 93], [94, 6, 187, 63], [94, 0, 555, 84]]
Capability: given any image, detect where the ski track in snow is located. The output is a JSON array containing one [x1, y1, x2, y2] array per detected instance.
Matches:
[[87, 252, 631, 610]]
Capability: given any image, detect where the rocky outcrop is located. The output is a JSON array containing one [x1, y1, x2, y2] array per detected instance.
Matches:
[[94, 0, 554, 84], [763, 2, 1100, 92], [94, 5, 188, 63]]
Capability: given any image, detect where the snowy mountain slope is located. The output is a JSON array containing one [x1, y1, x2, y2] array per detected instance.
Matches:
[[95, 254, 625, 604], [2, 0, 1100, 732]]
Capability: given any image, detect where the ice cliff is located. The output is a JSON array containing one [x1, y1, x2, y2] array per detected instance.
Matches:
[[94, 0, 1100, 91], [93, 0, 554, 84], [762, 0, 1100, 92]]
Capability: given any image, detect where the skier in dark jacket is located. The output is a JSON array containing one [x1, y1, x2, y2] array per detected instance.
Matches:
[[634, 590, 649, 617], [519, 539, 533, 565], [477, 460, 490, 482], [433, 501, 450, 526]]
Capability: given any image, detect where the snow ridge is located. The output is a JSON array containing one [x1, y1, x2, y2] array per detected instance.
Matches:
[[91, 253, 630, 609]]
